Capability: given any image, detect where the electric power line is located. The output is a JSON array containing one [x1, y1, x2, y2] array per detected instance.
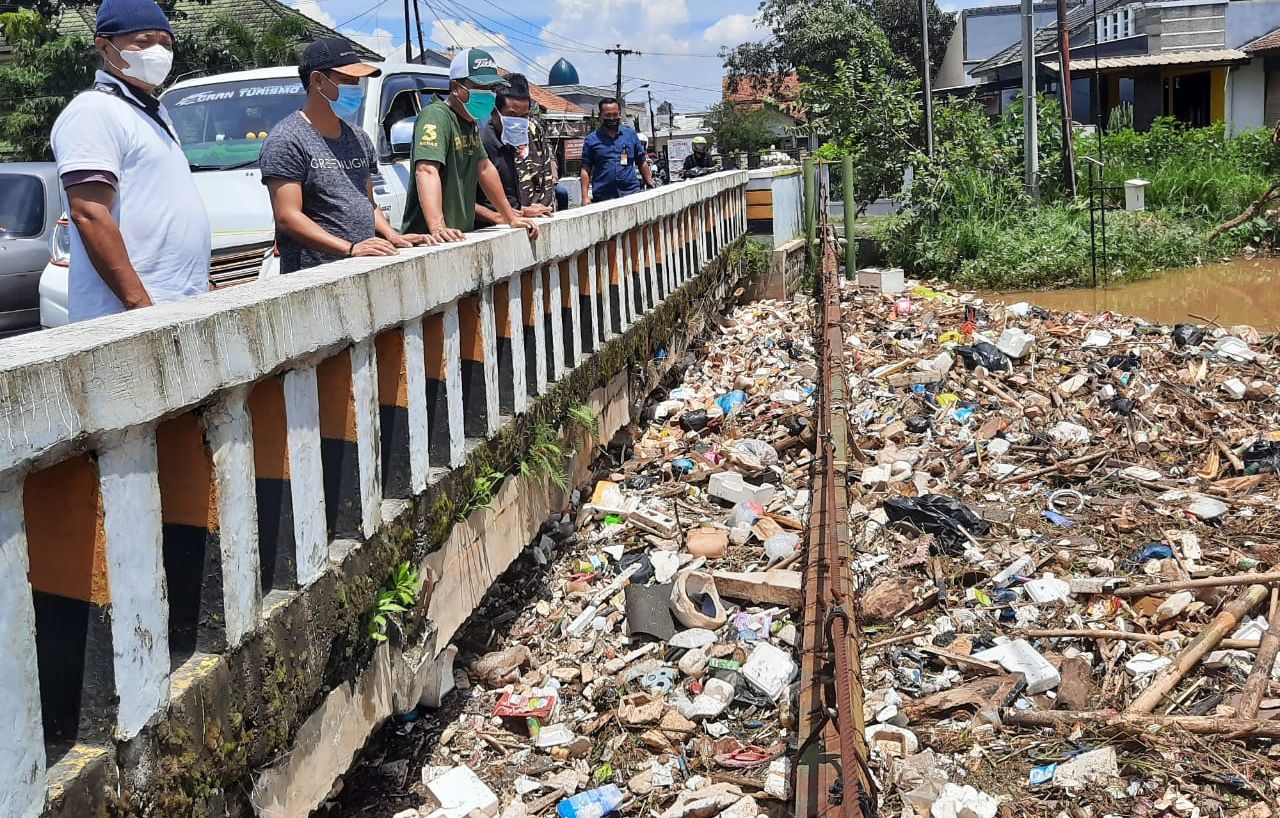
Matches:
[[429, 0, 557, 75], [421, 0, 460, 48], [334, 0, 395, 30]]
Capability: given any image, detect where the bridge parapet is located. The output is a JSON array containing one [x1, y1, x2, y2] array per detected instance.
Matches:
[[0, 171, 747, 817]]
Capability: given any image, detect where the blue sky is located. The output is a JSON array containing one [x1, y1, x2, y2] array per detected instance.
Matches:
[[289, 0, 768, 111], [291, 0, 996, 111]]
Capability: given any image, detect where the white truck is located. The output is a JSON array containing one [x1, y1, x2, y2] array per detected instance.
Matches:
[[41, 62, 448, 326]]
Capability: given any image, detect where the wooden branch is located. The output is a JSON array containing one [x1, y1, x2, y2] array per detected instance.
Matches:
[[1128, 584, 1270, 714], [1003, 709, 1280, 739], [1206, 178, 1280, 242], [996, 450, 1108, 485], [1114, 572, 1280, 598], [1237, 611, 1280, 720]]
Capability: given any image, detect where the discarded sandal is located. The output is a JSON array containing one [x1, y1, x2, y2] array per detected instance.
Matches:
[[712, 739, 784, 769]]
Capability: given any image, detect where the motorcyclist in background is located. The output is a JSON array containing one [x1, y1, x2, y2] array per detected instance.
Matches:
[[680, 135, 716, 178]]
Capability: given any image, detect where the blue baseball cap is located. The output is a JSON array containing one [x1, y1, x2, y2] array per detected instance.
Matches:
[[96, 0, 174, 37]]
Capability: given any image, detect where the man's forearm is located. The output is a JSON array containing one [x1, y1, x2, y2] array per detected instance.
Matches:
[[72, 206, 152, 308], [580, 169, 591, 202], [278, 211, 353, 257], [475, 202, 503, 226], [415, 166, 449, 231], [641, 162, 653, 187]]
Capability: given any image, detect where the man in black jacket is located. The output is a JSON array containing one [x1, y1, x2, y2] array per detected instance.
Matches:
[[476, 74, 556, 226]]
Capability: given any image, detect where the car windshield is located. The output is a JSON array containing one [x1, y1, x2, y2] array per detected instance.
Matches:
[[0, 173, 45, 238], [164, 76, 364, 170]]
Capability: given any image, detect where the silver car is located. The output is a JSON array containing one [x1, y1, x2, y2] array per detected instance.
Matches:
[[0, 162, 60, 336]]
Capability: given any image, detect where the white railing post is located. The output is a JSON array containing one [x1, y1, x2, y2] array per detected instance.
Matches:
[[442, 302, 466, 467], [402, 318, 431, 493], [547, 264, 565, 381], [506, 276, 528, 414], [530, 268, 548, 395], [99, 427, 170, 740], [205, 388, 262, 647], [0, 476, 46, 818], [479, 286, 502, 434], [597, 243, 614, 342], [350, 340, 382, 538], [644, 224, 659, 308], [284, 366, 327, 586], [567, 255, 584, 365]]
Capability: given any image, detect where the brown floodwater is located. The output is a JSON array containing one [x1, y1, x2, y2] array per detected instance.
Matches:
[[984, 258, 1280, 328]]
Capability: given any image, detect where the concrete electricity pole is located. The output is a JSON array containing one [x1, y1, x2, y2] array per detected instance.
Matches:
[[1056, 0, 1078, 197], [1020, 0, 1039, 199], [606, 45, 639, 105]]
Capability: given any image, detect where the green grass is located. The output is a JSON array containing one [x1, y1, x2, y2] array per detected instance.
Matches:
[[885, 108, 1270, 289]]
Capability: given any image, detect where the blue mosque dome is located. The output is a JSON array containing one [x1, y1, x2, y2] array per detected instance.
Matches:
[[548, 58, 580, 86]]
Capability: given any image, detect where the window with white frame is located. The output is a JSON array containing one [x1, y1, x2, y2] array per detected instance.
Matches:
[[1096, 6, 1136, 42]]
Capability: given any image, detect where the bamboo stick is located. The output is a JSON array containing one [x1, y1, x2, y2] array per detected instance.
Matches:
[[1114, 572, 1280, 598], [1128, 584, 1270, 714], [1003, 709, 1280, 738], [1237, 611, 1280, 720], [1019, 628, 1259, 650]]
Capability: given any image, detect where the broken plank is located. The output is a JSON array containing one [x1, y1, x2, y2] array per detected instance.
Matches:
[[710, 568, 803, 608]]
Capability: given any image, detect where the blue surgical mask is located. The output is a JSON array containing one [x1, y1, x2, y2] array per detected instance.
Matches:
[[332, 84, 364, 120], [500, 115, 530, 148], [464, 89, 496, 122]]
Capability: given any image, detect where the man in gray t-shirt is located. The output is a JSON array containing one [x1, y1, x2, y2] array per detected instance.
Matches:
[[259, 39, 431, 274]]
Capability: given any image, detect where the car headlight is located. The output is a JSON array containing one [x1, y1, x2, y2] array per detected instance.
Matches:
[[49, 218, 70, 267]]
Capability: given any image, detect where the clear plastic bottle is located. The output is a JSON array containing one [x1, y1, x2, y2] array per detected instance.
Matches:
[[556, 784, 624, 818]]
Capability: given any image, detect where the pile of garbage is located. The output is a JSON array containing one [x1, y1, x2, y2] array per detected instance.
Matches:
[[334, 299, 815, 818], [847, 277, 1280, 817]]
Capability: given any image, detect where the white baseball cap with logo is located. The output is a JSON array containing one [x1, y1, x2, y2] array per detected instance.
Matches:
[[448, 47, 506, 87]]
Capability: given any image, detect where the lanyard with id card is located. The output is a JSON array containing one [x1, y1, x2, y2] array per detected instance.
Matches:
[[620, 147, 629, 166]]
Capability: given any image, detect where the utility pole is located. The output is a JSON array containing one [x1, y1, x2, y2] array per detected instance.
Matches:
[[606, 44, 639, 105], [403, 0, 413, 62], [919, 0, 934, 157], [647, 89, 656, 138], [1020, 0, 1039, 199], [1056, 0, 1078, 197], [411, 0, 426, 64]]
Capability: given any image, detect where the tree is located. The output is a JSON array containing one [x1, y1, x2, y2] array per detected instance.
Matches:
[[0, 9, 96, 161], [797, 18, 922, 211], [722, 0, 955, 88], [869, 0, 954, 81], [702, 101, 776, 157], [175, 14, 310, 77]]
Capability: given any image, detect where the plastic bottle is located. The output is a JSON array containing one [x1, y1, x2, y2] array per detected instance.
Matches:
[[557, 784, 625, 818]]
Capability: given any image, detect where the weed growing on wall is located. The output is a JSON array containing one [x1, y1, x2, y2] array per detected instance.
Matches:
[[368, 562, 423, 643]]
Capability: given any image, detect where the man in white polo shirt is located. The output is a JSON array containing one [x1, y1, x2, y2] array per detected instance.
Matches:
[[50, 0, 210, 323]]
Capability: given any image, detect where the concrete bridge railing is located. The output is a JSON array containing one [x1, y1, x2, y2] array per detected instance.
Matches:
[[0, 170, 748, 817]]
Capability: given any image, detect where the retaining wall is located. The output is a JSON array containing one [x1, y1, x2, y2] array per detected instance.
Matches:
[[0, 171, 749, 817]]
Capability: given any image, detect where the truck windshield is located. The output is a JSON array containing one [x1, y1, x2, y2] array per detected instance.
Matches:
[[164, 77, 363, 170]]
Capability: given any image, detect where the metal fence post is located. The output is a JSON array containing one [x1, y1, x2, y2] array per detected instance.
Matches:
[[803, 157, 817, 277], [842, 154, 856, 279]]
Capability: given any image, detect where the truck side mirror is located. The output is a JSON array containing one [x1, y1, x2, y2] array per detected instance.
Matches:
[[390, 117, 416, 158]]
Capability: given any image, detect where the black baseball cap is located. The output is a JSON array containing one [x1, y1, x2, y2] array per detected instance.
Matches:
[[299, 38, 382, 84]]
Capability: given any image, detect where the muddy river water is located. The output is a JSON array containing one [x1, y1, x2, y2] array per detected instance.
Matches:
[[985, 257, 1280, 328]]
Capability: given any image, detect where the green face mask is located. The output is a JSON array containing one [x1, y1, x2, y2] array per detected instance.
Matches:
[[464, 89, 496, 122]]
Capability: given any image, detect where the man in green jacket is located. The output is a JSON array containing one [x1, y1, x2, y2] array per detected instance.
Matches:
[[402, 47, 539, 241]]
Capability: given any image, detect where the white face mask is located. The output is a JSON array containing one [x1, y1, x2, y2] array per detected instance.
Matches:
[[110, 42, 174, 87]]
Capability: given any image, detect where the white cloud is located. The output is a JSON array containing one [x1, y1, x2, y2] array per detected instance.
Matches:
[[342, 26, 403, 59], [700, 13, 766, 47], [290, 0, 338, 30]]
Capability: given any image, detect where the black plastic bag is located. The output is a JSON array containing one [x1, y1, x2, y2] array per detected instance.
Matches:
[[884, 494, 990, 553], [1172, 324, 1207, 348], [679, 409, 708, 432], [1243, 441, 1280, 474], [953, 342, 1010, 372], [1108, 396, 1134, 415], [905, 415, 932, 434], [1106, 352, 1141, 372]]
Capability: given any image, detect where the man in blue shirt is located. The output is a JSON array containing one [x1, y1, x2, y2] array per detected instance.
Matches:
[[580, 98, 652, 203]]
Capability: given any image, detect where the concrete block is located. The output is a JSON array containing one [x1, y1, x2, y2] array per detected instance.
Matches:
[[856, 267, 905, 294]]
